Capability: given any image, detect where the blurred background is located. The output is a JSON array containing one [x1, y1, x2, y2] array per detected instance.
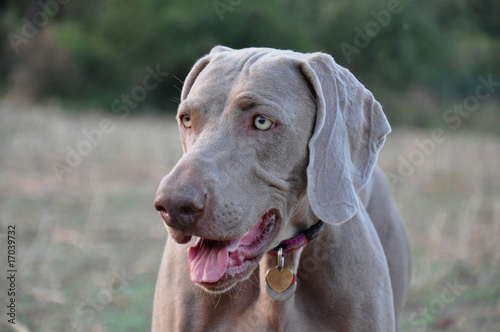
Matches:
[[0, 0, 499, 331]]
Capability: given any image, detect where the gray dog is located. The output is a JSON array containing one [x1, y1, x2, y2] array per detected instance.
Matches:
[[153, 46, 411, 331]]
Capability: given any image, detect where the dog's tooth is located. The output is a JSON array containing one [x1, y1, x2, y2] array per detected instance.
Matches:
[[191, 237, 202, 247]]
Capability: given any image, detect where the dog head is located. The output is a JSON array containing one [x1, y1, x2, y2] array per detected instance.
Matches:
[[154, 46, 390, 293]]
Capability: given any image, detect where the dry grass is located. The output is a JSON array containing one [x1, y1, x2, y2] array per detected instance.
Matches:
[[380, 129, 500, 331], [0, 101, 499, 331]]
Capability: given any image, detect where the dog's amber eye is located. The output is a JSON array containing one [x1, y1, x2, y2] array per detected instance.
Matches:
[[181, 115, 192, 129], [253, 115, 273, 131]]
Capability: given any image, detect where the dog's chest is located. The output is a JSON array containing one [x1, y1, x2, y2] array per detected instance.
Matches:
[[198, 299, 323, 332]]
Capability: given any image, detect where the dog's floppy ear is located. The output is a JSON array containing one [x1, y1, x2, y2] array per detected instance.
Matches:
[[210, 45, 234, 54], [300, 53, 391, 225], [181, 46, 235, 100], [181, 55, 210, 100]]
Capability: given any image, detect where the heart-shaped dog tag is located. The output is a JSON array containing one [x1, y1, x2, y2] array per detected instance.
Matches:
[[265, 267, 297, 301], [265, 246, 297, 301], [266, 267, 294, 293]]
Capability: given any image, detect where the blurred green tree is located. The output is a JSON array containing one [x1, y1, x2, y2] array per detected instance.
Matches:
[[0, 0, 498, 128]]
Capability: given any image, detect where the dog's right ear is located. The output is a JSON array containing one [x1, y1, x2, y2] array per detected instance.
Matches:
[[181, 46, 234, 100], [210, 45, 234, 54], [181, 55, 211, 101]]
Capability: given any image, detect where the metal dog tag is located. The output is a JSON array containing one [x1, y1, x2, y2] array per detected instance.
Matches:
[[265, 247, 296, 301]]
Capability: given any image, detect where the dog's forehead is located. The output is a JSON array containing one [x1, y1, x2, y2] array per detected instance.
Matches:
[[186, 50, 311, 114], [187, 57, 240, 100]]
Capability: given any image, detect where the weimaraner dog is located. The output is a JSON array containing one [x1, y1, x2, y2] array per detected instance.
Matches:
[[153, 46, 411, 331]]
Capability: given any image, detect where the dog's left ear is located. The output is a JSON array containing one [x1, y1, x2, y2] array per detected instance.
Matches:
[[299, 53, 391, 225]]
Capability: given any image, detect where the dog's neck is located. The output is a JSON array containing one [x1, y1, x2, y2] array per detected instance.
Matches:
[[253, 222, 334, 328], [251, 196, 329, 323]]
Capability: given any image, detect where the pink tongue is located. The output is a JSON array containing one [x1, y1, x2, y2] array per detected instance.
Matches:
[[187, 220, 264, 283], [188, 240, 229, 283]]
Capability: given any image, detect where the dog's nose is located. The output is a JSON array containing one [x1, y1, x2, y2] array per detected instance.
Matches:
[[154, 183, 206, 231]]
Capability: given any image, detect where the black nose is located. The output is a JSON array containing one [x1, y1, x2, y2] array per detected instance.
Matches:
[[154, 183, 206, 231]]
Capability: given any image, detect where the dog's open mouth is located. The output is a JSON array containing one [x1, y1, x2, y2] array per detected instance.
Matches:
[[187, 210, 278, 290]]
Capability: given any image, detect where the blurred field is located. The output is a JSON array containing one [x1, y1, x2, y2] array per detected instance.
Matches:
[[0, 101, 499, 331]]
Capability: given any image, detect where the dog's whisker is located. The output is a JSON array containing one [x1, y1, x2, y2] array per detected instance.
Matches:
[[247, 273, 260, 289], [232, 283, 243, 300], [228, 287, 237, 301], [212, 293, 223, 309]]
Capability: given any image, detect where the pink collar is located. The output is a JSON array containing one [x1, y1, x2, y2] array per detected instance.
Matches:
[[267, 220, 326, 256]]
